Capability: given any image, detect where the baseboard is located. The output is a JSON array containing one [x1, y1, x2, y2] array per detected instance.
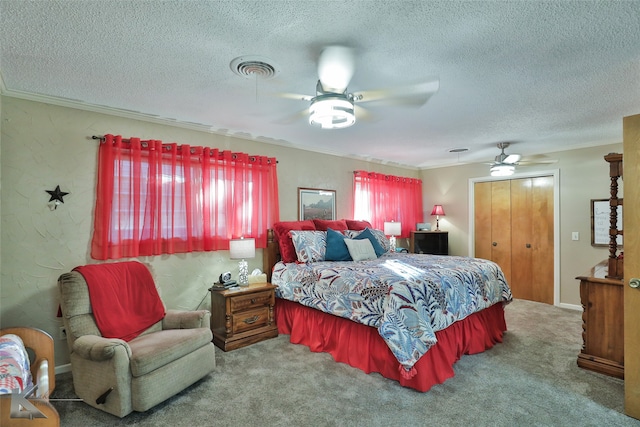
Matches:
[[55, 363, 72, 375], [557, 302, 582, 311]]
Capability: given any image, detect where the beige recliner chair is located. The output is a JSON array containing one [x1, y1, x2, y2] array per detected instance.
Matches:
[[57, 262, 216, 417]]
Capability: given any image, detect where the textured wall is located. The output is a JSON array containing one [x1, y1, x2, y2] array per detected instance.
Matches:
[[0, 96, 415, 367]]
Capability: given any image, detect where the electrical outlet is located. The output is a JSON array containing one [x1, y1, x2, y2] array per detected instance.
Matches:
[[59, 326, 67, 340]]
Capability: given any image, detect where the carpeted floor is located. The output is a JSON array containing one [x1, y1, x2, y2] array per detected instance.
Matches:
[[50, 299, 640, 426]]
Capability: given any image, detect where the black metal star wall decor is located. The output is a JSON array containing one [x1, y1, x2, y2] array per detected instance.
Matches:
[[46, 185, 69, 204]]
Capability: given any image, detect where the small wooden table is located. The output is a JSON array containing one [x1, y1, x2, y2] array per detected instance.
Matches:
[[209, 282, 278, 351], [576, 260, 624, 378]]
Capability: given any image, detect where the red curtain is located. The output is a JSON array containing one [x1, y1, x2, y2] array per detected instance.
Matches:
[[353, 170, 423, 238], [91, 134, 279, 260]]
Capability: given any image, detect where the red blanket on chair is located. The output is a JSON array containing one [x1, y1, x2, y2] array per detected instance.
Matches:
[[74, 262, 166, 342]]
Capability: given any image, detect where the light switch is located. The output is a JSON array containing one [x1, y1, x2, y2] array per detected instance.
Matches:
[[572, 232, 579, 241]]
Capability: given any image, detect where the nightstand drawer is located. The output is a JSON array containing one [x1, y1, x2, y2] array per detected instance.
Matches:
[[232, 307, 269, 334], [229, 290, 274, 312]]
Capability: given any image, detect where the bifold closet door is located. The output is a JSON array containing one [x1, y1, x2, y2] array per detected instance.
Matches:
[[474, 180, 512, 285], [510, 176, 554, 304], [474, 177, 554, 304]]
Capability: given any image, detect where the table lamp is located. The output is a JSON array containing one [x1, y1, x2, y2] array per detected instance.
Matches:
[[430, 205, 445, 231], [383, 221, 402, 252], [229, 237, 255, 287]]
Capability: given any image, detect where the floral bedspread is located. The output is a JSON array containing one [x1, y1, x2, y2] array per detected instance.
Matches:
[[272, 253, 512, 373]]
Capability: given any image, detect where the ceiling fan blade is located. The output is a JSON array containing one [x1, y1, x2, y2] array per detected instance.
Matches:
[[504, 153, 522, 164], [514, 153, 558, 166], [354, 104, 378, 123], [518, 159, 558, 166], [277, 92, 314, 101], [318, 45, 355, 93], [352, 79, 439, 107], [273, 107, 309, 125]]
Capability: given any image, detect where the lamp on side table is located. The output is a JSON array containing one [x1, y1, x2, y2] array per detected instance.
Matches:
[[229, 237, 255, 287], [384, 221, 402, 252]]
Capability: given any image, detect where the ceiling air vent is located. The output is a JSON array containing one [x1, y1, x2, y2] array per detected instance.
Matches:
[[230, 56, 280, 80]]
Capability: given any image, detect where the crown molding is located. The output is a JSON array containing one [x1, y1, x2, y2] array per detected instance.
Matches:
[[0, 81, 418, 171]]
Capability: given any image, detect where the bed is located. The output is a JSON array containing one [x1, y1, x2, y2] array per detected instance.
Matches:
[[262, 220, 513, 391], [0, 327, 59, 427]]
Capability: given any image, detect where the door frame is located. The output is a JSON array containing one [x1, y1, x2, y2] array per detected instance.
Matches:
[[468, 169, 561, 306]]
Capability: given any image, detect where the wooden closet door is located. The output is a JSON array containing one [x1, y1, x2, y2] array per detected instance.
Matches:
[[510, 178, 532, 300], [510, 176, 554, 303], [530, 176, 554, 303], [474, 181, 493, 260], [474, 180, 512, 284]]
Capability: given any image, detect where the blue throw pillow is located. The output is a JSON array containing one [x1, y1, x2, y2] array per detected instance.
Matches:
[[354, 228, 386, 257], [325, 228, 352, 261]]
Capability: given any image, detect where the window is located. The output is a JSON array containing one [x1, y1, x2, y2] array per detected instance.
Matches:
[[353, 170, 423, 238], [91, 134, 279, 260]]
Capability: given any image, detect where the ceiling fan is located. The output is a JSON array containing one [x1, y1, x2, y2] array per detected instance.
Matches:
[[279, 45, 439, 129], [489, 142, 557, 176]]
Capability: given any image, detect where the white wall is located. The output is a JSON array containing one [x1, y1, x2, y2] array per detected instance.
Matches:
[[0, 96, 417, 367]]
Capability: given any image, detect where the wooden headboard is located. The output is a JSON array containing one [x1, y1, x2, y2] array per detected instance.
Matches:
[[262, 229, 281, 282]]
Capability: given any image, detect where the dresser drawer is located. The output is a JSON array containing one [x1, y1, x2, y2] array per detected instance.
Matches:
[[229, 290, 273, 313], [232, 307, 270, 334]]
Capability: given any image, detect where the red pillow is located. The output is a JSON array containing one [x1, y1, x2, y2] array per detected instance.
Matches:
[[313, 219, 348, 231], [273, 220, 316, 263], [345, 219, 373, 231]]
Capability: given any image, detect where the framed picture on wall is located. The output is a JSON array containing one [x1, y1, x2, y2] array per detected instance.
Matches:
[[591, 198, 623, 247], [298, 188, 336, 220]]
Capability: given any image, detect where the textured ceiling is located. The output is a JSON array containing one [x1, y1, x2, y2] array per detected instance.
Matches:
[[1, 1, 639, 169]]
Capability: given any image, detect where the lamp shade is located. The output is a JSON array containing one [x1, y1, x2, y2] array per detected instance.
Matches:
[[229, 237, 255, 260], [383, 221, 402, 236], [430, 205, 445, 216]]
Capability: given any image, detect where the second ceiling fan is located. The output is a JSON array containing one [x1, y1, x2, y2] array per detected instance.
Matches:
[[489, 142, 557, 176], [280, 45, 440, 129]]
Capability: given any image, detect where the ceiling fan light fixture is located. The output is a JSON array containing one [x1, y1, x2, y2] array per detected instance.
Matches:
[[490, 163, 516, 176], [308, 95, 355, 129]]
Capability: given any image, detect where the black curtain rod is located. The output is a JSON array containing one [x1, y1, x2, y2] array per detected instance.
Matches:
[[92, 135, 153, 143], [91, 135, 278, 163]]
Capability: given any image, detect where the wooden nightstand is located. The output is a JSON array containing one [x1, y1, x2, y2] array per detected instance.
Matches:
[[209, 282, 278, 351]]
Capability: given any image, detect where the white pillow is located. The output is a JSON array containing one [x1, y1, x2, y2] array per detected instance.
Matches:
[[343, 238, 377, 261]]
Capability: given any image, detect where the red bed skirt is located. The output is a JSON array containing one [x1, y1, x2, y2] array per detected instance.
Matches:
[[275, 298, 507, 392]]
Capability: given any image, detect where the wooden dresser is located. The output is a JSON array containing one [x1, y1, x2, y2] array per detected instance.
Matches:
[[575, 152, 624, 378], [576, 261, 624, 378], [210, 282, 278, 351]]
